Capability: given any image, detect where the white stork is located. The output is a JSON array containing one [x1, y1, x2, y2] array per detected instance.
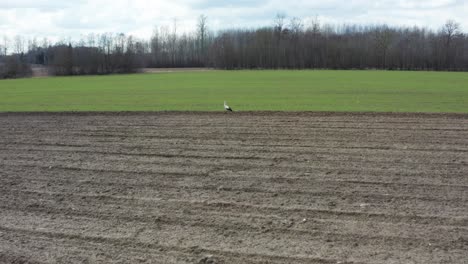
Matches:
[[224, 101, 233, 112]]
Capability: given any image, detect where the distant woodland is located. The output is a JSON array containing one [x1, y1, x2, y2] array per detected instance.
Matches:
[[1, 15, 468, 78]]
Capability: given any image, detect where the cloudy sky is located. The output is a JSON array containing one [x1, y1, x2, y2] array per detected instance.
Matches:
[[1, 0, 467, 42]]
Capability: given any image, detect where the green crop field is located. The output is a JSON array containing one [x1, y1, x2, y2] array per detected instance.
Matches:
[[0, 70, 467, 112]]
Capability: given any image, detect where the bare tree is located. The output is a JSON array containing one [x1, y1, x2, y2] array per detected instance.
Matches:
[[274, 13, 286, 33], [308, 16, 320, 35], [289, 17, 304, 34], [273, 13, 287, 67], [87, 33, 96, 47], [2, 36, 8, 56], [171, 18, 178, 65], [442, 20, 461, 46], [197, 14, 208, 64], [14, 35, 25, 54], [374, 27, 394, 68], [441, 20, 461, 68]]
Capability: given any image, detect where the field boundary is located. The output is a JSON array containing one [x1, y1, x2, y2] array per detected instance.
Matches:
[[0, 111, 467, 118]]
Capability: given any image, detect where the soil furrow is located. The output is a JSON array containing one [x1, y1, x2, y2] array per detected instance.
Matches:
[[1, 112, 467, 263]]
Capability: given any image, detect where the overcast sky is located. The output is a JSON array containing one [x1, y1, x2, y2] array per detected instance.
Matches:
[[1, 0, 467, 42]]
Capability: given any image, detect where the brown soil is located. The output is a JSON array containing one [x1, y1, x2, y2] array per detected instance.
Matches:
[[31, 65, 49, 78], [0, 112, 467, 263], [30, 67, 212, 78], [141, 68, 213, 73]]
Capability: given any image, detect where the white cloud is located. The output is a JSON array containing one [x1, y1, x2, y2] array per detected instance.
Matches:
[[0, 0, 467, 45], [0, 0, 83, 11]]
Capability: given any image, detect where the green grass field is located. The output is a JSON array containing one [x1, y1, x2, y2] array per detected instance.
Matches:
[[0, 70, 467, 112]]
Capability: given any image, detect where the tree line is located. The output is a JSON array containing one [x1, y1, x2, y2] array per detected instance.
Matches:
[[1, 16, 467, 79]]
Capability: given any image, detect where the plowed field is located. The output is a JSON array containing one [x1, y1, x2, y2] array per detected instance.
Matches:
[[1, 112, 467, 263]]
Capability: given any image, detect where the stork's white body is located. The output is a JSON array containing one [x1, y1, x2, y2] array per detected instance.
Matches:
[[224, 101, 233, 112]]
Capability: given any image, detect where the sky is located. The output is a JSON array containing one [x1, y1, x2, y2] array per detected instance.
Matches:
[[1, 0, 467, 43]]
